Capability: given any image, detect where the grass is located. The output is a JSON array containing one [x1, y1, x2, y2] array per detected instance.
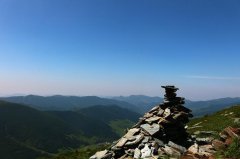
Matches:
[[37, 119, 135, 159], [187, 105, 240, 159], [224, 137, 240, 158], [214, 138, 240, 159], [109, 119, 135, 136], [187, 105, 240, 136], [37, 143, 110, 159]]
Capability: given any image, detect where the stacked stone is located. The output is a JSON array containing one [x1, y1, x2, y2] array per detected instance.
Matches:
[[160, 85, 192, 144], [90, 85, 193, 159]]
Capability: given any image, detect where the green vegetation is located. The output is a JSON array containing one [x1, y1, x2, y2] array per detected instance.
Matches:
[[188, 105, 240, 158], [0, 101, 139, 159], [215, 138, 240, 159], [224, 137, 240, 158], [188, 105, 240, 135], [77, 105, 140, 123], [109, 119, 135, 136], [37, 144, 110, 159]]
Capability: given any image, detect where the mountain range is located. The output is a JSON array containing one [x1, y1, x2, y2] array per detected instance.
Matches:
[[0, 95, 137, 112], [2, 95, 240, 117], [1, 94, 240, 159], [111, 95, 240, 117]]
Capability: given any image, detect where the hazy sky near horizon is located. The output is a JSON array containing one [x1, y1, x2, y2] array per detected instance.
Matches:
[[0, 0, 240, 100]]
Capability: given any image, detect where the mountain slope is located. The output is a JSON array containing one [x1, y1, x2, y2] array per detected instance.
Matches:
[[0, 95, 138, 112], [78, 105, 141, 136], [78, 105, 140, 123], [0, 101, 79, 159], [186, 97, 240, 117], [0, 101, 81, 152], [187, 104, 240, 134], [0, 101, 140, 159], [47, 110, 118, 142]]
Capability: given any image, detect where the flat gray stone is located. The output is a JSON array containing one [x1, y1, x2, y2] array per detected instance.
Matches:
[[154, 138, 164, 147], [141, 144, 152, 158], [91, 150, 108, 159], [141, 123, 160, 135], [145, 116, 161, 123], [125, 128, 140, 139], [134, 148, 141, 159], [149, 106, 159, 113], [234, 118, 240, 123], [194, 131, 217, 135], [89, 155, 97, 159], [158, 108, 165, 116], [141, 136, 150, 143], [144, 113, 153, 118], [125, 134, 144, 146], [188, 143, 199, 154], [198, 145, 215, 156], [196, 137, 214, 144], [162, 145, 181, 157], [168, 141, 186, 153], [163, 108, 171, 118], [115, 137, 128, 147], [127, 136, 136, 141]]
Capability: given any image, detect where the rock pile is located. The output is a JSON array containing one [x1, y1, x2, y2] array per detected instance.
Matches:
[[185, 126, 240, 159], [213, 126, 240, 151], [90, 85, 194, 159]]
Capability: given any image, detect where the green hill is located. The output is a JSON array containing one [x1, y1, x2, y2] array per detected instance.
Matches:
[[78, 105, 140, 136], [0, 100, 82, 150], [0, 100, 77, 159], [47, 110, 119, 144], [78, 105, 140, 123], [0, 101, 140, 159], [187, 104, 240, 135]]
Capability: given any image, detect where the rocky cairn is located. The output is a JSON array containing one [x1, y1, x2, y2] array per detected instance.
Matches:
[[90, 85, 194, 159]]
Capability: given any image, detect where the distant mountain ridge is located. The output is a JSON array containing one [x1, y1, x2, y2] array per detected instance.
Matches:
[[0, 95, 138, 112], [1, 95, 240, 117], [185, 97, 240, 117], [111, 95, 240, 117], [111, 95, 163, 113]]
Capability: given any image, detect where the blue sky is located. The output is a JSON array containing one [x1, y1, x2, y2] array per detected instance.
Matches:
[[0, 0, 240, 100]]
